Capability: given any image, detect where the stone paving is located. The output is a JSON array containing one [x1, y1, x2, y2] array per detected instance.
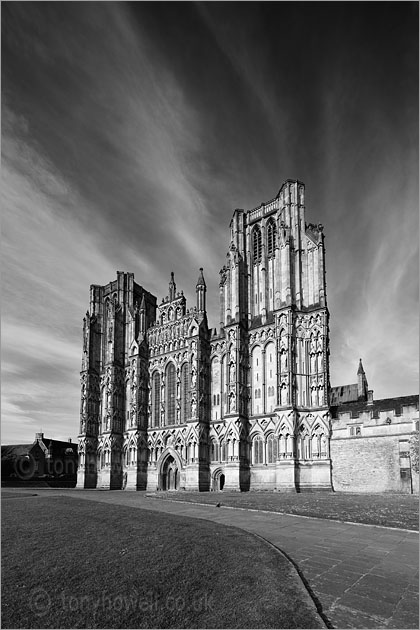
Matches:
[[3, 488, 418, 629]]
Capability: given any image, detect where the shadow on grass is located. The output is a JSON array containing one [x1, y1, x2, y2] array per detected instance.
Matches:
[[1, 495, 325, 629]]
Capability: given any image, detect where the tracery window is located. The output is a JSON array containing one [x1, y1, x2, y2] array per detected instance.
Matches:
[[166, 363, 176, 425], [253, 226, 262, 262], [152, 372, 160, 427], [267, 220, 276, 258]]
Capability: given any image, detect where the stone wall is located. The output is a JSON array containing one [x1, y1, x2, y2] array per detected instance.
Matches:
[[331, 434, 414, 493]]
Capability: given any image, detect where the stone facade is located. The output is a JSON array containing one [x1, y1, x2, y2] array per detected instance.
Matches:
[[76, 179, 418, 493], [330, 368, 419, 494]]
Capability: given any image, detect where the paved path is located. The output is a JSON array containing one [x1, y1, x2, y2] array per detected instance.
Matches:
[[4, 489, 418, 629]]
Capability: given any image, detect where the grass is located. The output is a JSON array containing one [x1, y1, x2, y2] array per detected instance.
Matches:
[[151, 491, 420, 530], [1, 494, 323, 629]]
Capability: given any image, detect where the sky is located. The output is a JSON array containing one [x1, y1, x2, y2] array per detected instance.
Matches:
[[2, 1, 418, 443]]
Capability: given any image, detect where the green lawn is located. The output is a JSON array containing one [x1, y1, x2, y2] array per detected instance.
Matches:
[[152, 491, 419, 530], [1, 495, 323, 629]]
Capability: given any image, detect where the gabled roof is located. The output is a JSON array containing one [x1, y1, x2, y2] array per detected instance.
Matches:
[[36, 438, 78, 454], [330, 384, 359, 405]]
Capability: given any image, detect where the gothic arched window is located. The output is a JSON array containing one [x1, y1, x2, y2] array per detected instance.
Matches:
[[267, 434, 278, 463], [152, 372, 160, 427], [210, 440, 219, 462], [253, 436, 264, 464], [267, 220, 276, 258], [166, 363, 176, 425], [180, 362, 189, 423], [253, 226, 262, 263]]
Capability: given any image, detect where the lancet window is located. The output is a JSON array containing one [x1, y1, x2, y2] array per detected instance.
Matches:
[[166, 363, 176, 425], [253, 226, 262, 262], [152, 372, 160, 427], [267, 220, 276, 258]]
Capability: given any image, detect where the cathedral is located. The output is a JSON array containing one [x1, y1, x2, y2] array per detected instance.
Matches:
[[77, 179, 418, 493]]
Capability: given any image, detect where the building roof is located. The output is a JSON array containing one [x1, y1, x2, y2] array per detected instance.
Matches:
[[330, 384, 359, 405], [331, 394, 419, 420], [37, 438, 78, 455], [1, 445, 32, 459]]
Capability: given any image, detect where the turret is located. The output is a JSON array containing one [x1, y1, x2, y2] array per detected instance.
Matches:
[[196, 267, 206, 312], [169, 272, 176, 301], [139, 294, 146, 335]]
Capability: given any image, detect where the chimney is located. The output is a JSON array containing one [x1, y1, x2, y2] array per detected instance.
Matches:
[[367, 390, 374, 405], [68, 438, 72, 443]]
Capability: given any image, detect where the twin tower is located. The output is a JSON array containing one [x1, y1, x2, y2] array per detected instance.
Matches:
[[77, 180, 332, 492]]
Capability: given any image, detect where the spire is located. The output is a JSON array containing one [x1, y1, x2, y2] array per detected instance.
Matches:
[[196, 267, 206, 289], [196, 267, 206, 312], [357, 358, 368, 401], [169, 272, 176, 301]]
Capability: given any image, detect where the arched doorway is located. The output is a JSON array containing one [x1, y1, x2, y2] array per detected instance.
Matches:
[[219, 474, 225, 490], [161, 455, 179, 491], [213, 469, 225, 491]]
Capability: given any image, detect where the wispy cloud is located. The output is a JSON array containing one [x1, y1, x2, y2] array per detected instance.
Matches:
[[2, 2, 418, 442]]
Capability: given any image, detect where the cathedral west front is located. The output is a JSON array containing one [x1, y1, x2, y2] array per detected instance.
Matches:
[[77, 179, 335, 492]]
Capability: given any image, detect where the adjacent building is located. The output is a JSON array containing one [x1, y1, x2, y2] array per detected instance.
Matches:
[[2, 433, 78, 487]]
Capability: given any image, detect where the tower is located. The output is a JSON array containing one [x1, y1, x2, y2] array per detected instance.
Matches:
[[145, 271, 211, 491], [77, 272, 156, 490], [210, 180, 331, 492]]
